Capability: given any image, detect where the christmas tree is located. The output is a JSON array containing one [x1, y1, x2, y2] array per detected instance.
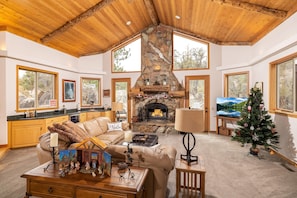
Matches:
[[232, 86, 279, 155]]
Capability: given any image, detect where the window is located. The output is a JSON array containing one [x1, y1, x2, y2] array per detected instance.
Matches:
[[173, 32, 209, 70], [224, 72, 249, 97], [270, 53, 297, 114], [17, 65, 58, 111], [112, 36, 141, 72], [80, 77, 101, 107]]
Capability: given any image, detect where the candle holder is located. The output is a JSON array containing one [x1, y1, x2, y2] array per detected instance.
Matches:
[[44, 147, 58, 172], [44, 133, 59, 172]]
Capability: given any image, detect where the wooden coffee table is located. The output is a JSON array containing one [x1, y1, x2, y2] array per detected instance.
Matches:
[[21, 161, 148, 198]]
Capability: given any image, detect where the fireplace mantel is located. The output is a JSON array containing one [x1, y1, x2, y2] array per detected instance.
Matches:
[[129, 86, 185, 98], [140, 85, 170, 92]]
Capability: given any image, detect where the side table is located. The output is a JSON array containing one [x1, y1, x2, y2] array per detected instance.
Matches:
[[175, 157, 206, 198]]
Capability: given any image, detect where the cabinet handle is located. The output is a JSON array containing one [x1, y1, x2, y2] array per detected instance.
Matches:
[[48, 187, 53, 193], [99, 195, 102, 198]]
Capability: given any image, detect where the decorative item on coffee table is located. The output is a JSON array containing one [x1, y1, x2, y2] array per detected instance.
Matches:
[[132, 134, 158, 147], [58, 137, 112, 178]]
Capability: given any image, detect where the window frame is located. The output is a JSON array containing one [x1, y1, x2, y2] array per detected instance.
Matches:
[[224, 72, 249, 97], [173, 32, 209, 70], [80, 77, 101, 107], [270, 52, 297, 117], [16, 65, 59, 112], [111, 35, 141, 73]]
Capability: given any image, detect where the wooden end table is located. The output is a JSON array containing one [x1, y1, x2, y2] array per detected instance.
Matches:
[[175, 157, 206, 198], [21, 161, 148, 198]]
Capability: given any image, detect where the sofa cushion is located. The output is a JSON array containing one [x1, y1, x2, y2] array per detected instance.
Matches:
[[63, 120, 90, 139], [107, 122, 123, 132], [97, 131, 125, 144], [95, 117, 111, 132], [48, 124, 84, 143], [83, 118, 104, 137]]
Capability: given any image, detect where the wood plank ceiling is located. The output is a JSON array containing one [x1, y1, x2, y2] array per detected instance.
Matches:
[[0, 0, 297, 57]]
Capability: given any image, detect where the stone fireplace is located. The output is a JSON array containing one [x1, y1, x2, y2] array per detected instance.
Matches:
[[130, 25, 185, 134]]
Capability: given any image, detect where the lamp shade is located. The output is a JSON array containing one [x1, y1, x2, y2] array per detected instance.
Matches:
[[112, 102, 123, 111], [175, 108, 205, 133]]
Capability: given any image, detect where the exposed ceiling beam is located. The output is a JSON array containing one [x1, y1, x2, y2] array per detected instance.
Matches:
[[211, 0, 287, 18], [41, 0, 116, 43], [143, 0, 159, 25]]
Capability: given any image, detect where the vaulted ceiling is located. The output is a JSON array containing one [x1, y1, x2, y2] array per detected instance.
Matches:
[[1, 0, 297, 57]]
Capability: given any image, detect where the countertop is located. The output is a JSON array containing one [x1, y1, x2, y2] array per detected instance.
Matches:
[[7, 108, 111, 121]]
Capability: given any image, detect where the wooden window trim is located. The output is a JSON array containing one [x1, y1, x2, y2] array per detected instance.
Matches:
[[16, 65, 59, 112], [224, 71, 249, 97], [269, 52, 297, 118]]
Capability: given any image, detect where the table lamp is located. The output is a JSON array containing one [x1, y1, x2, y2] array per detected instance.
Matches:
[[175, 108, 205, 165], [112, 102, 123, 122]]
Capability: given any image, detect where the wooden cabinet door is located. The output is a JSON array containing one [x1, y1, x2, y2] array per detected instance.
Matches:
[[79, 112, 87, 122], [10, 120, 45, 148], [86, 112, 104, 121], [86, 111, 114, 121]]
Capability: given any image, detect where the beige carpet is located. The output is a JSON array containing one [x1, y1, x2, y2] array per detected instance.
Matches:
[[160, 132, 297, 198], [0, 132, 296, 198]]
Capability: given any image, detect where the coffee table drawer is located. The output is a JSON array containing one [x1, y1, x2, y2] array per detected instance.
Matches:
[[29, 180, 75, 197], [76, 188, 127, 198]]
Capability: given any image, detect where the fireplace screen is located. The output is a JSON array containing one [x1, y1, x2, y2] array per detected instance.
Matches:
[[145, 103, 168, 120]]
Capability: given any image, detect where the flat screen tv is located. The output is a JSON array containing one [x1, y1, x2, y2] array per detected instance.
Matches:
[[216, 97, 248, 118]]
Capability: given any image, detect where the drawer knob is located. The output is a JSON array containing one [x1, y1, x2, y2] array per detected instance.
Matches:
[[99, 196, 102, 198], [48, 187, 53, 193]]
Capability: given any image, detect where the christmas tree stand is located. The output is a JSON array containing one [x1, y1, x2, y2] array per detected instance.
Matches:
[[249, 147, 259, 156]]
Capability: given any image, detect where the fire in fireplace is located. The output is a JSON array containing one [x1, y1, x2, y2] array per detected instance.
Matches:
[[145, 102, 168, 120]]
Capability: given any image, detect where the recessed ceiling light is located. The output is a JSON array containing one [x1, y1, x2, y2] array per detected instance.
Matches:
[[175, 15, 181, 20], [126, 21, 132, 26]]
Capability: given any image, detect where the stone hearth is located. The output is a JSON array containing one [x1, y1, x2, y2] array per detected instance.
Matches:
[[130, 25, 185, 134]]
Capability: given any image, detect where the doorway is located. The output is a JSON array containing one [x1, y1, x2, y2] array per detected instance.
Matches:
[[111, 78, 131, 123], [185, 75, 210, 132]]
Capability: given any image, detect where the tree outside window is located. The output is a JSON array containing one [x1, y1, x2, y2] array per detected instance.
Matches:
[[173, 33, 209, 70]]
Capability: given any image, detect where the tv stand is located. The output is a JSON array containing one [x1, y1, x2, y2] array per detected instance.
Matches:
[[216, 115, 239, 135]]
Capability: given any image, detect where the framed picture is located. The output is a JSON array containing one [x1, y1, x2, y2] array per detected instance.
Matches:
[[62, 79, 76, 102], [81, 77, 101, 107], [103, 89, 110, 97]]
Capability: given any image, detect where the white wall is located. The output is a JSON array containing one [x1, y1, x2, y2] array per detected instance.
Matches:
[[0, 32, 105, 144]]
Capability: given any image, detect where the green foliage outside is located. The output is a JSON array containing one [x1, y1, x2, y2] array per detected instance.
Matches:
[[232, 87, 280, 151]]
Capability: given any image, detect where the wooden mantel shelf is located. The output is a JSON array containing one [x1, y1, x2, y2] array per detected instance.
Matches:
[[140, 85, 170, 92], [129, 86, 185, 97]]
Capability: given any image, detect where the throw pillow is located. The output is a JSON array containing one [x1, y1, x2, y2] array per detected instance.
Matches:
[[107, 122, 123, 132]]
